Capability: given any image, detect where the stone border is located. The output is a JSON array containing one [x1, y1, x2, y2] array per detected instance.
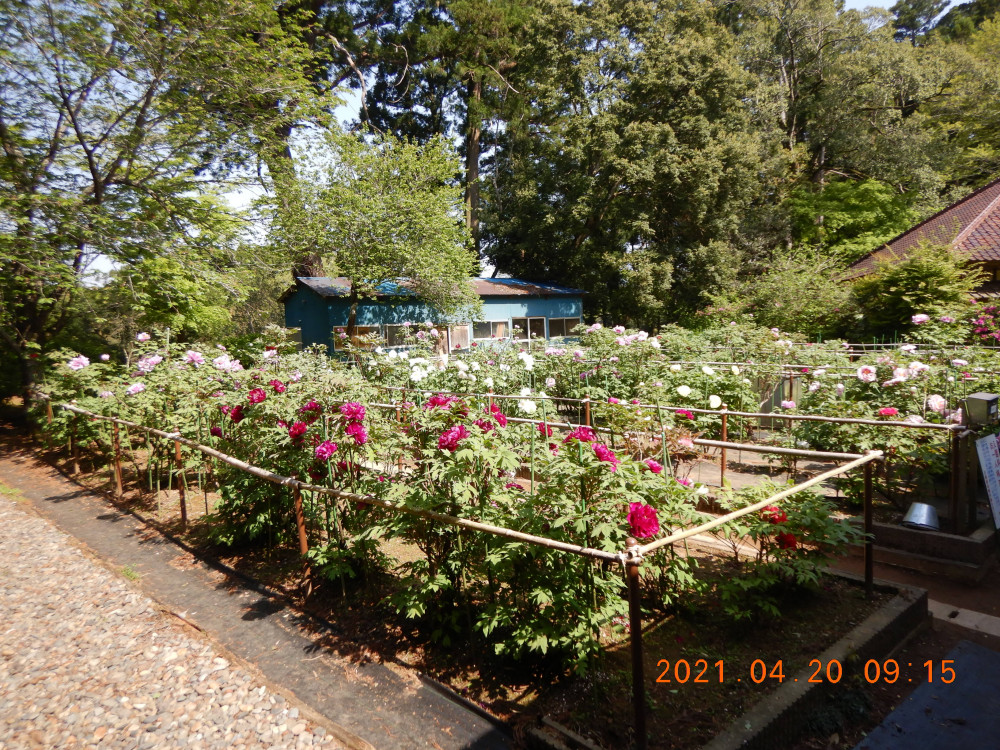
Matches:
[[703, 571, 928, 750]]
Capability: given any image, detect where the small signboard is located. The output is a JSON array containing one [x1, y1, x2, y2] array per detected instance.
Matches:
[[975, 433, 1000, 529]]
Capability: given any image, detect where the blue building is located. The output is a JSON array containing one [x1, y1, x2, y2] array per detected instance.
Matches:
[[280, 277, 584, 353]]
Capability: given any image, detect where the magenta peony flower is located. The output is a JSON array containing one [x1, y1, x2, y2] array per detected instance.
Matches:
[[675, 409, 694, 420], [537, 423, 554, 438], [608, 397, 620, 404], [315, 440, 338, 460], [340, 402, 366, 422], [269, 379, 286, 393], [299, 399, 322, 413], [563, 426, 597, 443], [209, 426, 223, 439], [344, 422, 368, 445], [247, 388, 267, 404], [438, 424, 470, 452], [877, 407, 898, 417], [592, 442, 620, 470], [288, 421, 308, 440], [644, 459, 663, 474], [627, 502, 660, 539], [228, 405, 245, 423]]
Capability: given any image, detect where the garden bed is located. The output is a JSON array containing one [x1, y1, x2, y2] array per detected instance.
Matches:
[[26, 437, 920, 749]]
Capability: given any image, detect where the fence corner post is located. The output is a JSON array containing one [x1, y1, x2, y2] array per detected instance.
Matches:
[[863, 456, 874, 599], [174, 439, 187, 529], [625, 538, 647, 750]]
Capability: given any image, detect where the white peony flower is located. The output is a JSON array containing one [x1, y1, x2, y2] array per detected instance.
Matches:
[[518, 400, 537, 414], [709, 395, 722, 409], [670, 364, 682, 372], [677, 385, 692, 397], [702, 366, 716, 376]]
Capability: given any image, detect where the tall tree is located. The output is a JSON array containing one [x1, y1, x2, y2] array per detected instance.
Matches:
[[362, 0, 538, 256], [484, 0, 761, 326], [891, 0, 948, 44], [266, 128, 481, 333], [0, 0, 313, 401]]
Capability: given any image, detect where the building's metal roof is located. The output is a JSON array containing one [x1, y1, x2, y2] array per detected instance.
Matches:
[[284, 276, 584, 300], [847, 177, 1000, 278]]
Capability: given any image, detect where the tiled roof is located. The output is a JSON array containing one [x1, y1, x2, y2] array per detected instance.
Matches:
[[284, 276, 584, 300], [847, 177, 1000, 278]]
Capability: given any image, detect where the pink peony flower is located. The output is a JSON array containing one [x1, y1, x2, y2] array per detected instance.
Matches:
[[126, 383, 145, 395], [780, 400, 796, 410], [644, 459, 663, 474], [184, 350, 205, 366], [67, 355, 90, 371], [438, 424, 470, 452], [911, 313, 930, 324], [340, 401, 366, 422], [877, 407, 898, 417], [136, 332, 150, 342], [939, 315, 955, 323], [926, 394, 947, 413], [98, 390, 113, 399], [627, 502, 660, 539], [100, 354, 110, 362], [592, 443, 620, 471], [856, 365, 877, 383], [345, 422, 368, 445], [676, 477, 692, 487], [248, 388, 267, 404], [545, 377, 556, 388], [678, 437, 695, 449], [136, 354, 162, 373], [315, 440, 337, 461]]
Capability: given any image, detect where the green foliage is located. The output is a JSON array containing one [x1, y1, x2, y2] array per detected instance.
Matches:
[[711, 482, 863, 621], [267, 128, 481, 320], [709, 249, 854, 339], [788, 180, 922, 265], [850, 243, 984, 339]]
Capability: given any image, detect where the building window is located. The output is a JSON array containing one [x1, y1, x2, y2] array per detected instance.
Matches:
[[384, 324, 410, 348], [448, 324, 471, 350], [511, 317, 545, 341], [547, 317, 581, 338], [333, 325, 379, 351], [473, 321, 509, 339]]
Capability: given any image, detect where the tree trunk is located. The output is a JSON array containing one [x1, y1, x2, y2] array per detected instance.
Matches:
[[464, 75, 482, 257]]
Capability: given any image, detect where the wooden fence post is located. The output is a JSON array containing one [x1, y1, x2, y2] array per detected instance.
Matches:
[[720, 404, 728, 484], [175, 440, 187, 529], [293, 485, 312, 596], [112, 423, 124, 499]]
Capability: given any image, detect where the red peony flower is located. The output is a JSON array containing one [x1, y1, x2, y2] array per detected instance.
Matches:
[[762, 505, 787, 524], [247, 388, 267, 404], [627, 502, 660, 539], [269, 379, 286, 393], [776, 531, 798, 550], [228, 405, 245, 423]]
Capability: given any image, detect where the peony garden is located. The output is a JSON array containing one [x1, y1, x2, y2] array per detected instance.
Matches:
[[31, 316, 998, 746]]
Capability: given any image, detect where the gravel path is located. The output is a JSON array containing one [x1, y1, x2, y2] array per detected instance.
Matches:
[[0, 493, 341, 750]]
